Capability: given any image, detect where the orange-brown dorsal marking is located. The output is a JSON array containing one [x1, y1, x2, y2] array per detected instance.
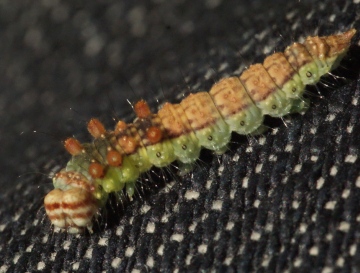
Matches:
[[87, 118, 106, 138], [146, 126, 163, 144], [64, 137, 83, 156], [134, 100, 152, 119], [88, 162, 104, 178], [118, 135, 138, 154], [106, 150, 123, 166]]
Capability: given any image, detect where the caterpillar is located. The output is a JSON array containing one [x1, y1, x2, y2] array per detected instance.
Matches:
[[44, 29, 357, 234]]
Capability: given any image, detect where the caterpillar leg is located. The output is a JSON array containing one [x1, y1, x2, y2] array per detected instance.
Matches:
[[215, 145, 228, 155], [177, 161, 196, 175], [126, 182, 136, 197], [289, 97, 310, 114], [250, 124, 268, 135]]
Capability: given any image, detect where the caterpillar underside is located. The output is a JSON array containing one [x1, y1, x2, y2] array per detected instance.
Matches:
[[43, 29, 357, 234]]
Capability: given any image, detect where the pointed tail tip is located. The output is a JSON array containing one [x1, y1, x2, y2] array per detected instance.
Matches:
[[343, 28, 357, 41]]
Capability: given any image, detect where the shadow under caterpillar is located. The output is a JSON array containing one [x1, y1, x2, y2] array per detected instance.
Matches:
[[44, 29, 357, 234]]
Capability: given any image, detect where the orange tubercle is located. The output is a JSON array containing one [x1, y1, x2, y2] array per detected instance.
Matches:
[[134, 100, 152, 118], [115, 120, 127, 133], [64, 138, 83, 156], [146, 126, 163, 144], [106, 150, 123, 166], [87, 118, 106, 138], [118, 135, 138, 154], [88, 162, 104, 178]]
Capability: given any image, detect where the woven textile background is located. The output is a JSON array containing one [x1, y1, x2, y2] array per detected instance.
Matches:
[[0, 0, 359, 272]]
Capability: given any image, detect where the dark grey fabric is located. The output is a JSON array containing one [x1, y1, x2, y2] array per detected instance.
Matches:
[[0, 0, 359, 272]]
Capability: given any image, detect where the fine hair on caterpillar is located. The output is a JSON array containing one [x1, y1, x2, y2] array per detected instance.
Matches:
[[43, 29, 357, 234]]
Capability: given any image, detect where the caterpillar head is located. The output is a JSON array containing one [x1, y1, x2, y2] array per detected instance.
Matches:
[[44, 187, 98, 233], [44, 170, 106, 233]]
